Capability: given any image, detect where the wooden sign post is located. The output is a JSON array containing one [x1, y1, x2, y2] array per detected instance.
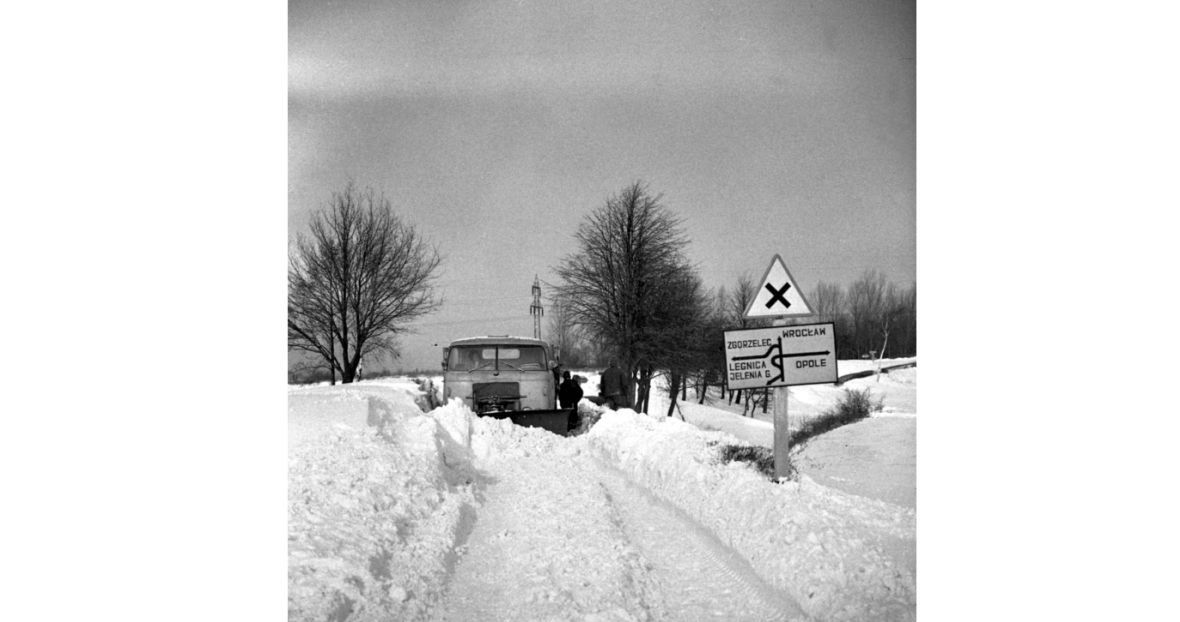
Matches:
[[772, 318, 791, 480]]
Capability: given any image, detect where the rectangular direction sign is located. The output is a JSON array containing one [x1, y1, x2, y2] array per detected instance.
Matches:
[[723, 322, 838, 390]]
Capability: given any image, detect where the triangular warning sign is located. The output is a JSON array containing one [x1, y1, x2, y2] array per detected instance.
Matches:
[[743, 255, 814, 318]]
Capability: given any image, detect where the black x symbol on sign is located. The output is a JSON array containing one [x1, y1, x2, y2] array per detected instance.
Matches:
[[765, 282, 791, 309]]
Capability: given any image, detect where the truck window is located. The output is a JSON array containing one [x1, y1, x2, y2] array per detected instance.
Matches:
[[447, 345, 547, 371]]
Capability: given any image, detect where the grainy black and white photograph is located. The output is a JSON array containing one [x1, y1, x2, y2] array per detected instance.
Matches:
[[287, 1, 915, 620], [7, 3, 1179, 622]]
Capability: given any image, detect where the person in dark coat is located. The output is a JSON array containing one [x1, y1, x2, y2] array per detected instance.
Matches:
[[558, 370, 584, 429], [599, 360, 628, 410]]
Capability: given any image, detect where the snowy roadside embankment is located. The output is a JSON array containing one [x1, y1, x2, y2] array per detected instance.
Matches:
[[288, 383, 579, 621], [584, 408, 917, 622], [288, 388, 478, 621]]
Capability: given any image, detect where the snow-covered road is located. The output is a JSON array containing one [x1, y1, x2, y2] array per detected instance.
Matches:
[[289, 377, 916, 621], [437, 449, 805, 621], [594, 465, 804, 621]]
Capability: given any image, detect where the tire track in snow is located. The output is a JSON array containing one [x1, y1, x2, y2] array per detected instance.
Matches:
[[595, 464, 809, 621], [434, 452, 662, 621], [434, 444, 807, 621]]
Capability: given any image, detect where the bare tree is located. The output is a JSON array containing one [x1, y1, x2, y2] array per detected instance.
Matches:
[[873, 282, 901, 378], [725, 272, 770, 410], [288, 184, 442, 383], [891, 282, 917, 357], [728, 273, 758, 328], [547, 297, 590, 367], [846, 269, 889, 358], [650, 269, 710, 416], [554, 181, 700, 412], [875, 281, 917, 374], [809, 281, 845, 326], [694, 286, 730, 404]]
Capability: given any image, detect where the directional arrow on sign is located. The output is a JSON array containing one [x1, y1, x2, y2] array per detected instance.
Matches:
[[743, 254, 814, 318], [733, 339, 832, 385], [779, 350, 830, 358], [723, 323, 838, 390]]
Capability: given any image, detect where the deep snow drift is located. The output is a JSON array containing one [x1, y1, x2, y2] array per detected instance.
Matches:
[[288, 377, 916, 621]]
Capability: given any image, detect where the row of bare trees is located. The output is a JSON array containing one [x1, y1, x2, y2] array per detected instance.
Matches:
[[550, 181, 915, 415], [808, 271, 917, 361]]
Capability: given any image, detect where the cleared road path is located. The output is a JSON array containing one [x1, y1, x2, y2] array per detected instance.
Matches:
[[436, 449, 806, 621]]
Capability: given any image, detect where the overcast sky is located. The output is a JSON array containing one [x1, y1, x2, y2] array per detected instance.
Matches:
[[289, 0, 914, 371]]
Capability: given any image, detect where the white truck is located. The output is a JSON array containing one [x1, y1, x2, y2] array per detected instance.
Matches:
[[441, 335, 571, 434]]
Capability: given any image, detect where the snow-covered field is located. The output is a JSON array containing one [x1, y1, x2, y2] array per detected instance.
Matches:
[[578, 361, 916, 508], [288, 363, 917, 621]]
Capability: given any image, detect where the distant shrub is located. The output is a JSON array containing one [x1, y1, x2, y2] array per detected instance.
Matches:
[[288, 367, 407, 385], [392, 369, 444, 377], [289, 367, 336, 385], [718, 444, 796, 482], [792, 387, 884, 447]]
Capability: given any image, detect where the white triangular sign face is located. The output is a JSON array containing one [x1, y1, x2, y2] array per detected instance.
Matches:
[[743, 255, 813, 318]]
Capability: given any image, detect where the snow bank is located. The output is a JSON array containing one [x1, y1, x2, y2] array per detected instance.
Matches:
[[288, 386, 576, 622], [288, 390, 480, 621], [289, 382, 451, 454], [584, 409, 917, 622]]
